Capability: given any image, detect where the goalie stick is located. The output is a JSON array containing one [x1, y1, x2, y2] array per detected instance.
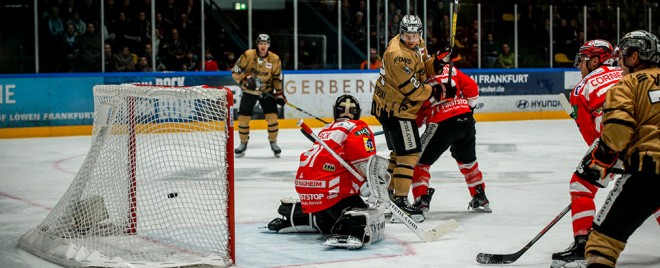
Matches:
[[297, 120, 458, 242], [475, 204, 571, 264]]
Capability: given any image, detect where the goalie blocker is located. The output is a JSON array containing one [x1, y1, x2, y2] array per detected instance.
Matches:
[[268, 196, 386, 249]]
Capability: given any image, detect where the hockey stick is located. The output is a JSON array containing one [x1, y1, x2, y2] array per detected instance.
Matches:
[[298, 120, 458, 242], [264, 92, 330, 124], [558, 90, 576, 119], [476, 203, 571, 264], [446, 0, 460, 85]]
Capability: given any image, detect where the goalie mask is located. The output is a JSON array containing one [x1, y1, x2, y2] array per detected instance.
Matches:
[[574, 40, 615, 68], [617, 30, 660, 65], [333, 95, 361, 120]]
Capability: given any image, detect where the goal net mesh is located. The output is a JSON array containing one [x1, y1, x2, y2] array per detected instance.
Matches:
[[19, 84, 234, 267]]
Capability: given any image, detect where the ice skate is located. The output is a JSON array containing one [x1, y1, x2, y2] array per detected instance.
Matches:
[[412, 188, 435, 212], [551, 235, 587, 268], [270, 142, 281, 158], [235, 142, 248, 158], [390, 196, 424, 223], [468, 185, 491, 212]]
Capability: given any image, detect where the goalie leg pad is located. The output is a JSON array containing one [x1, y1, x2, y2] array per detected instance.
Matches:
[[326, 203, 386, 248], [268, 197, 319, 233]]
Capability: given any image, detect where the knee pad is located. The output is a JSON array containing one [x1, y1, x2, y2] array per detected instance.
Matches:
[[269, 197, 318, 233], [331, 203, 386, 247]]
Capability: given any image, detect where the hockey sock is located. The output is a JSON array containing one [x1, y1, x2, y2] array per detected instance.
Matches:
[[458, 160, 484, 196], [412, 164, 431, 200], [237, 115, 251, 143], [392, 153, 417, 197], [387, 152, 397, 191], [569, 173, 598, 236], [265, 113, 279, 142]]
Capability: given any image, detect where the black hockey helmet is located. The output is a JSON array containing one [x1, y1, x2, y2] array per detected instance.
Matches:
[[256, 33, 270, 44], [617, 30, 660, 65], [333, 95, 361, 120]]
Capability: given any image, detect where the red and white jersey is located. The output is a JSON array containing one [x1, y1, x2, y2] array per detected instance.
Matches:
[[295, 119, 376, 213], [416, 65, 479, 126], [570, 65, 622, 144]]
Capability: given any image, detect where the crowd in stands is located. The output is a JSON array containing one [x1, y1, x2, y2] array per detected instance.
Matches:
[[38, 0, 239, 73], [32, 0, 659, 72]]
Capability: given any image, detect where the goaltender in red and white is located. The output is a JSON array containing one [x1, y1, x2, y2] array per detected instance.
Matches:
[[267, 95, 387, 249]]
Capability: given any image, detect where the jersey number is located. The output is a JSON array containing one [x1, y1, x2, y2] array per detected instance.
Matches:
[[300, 144, 322, 168]]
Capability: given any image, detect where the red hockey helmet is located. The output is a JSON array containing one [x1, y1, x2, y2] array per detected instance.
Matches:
[[575, 40, 615, 67]]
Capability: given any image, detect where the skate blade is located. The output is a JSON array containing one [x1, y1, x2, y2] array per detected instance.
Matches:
[[468, 203, 492, 213], [235, 152, 245, 158], [550, 259, 586, 268]]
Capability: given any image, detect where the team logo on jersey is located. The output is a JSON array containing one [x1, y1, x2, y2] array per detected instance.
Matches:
[[323, 163, 336, 172], [354, 127, 370, 136], [403, 66, 412, 75], [363, 137, 375, 152], [265, 62, 273, 69]]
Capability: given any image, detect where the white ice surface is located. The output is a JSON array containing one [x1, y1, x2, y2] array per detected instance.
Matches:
[[1, 119, 658, 267]]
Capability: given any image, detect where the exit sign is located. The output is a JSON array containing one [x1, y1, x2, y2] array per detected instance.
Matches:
[[234, 2, 247, 10]]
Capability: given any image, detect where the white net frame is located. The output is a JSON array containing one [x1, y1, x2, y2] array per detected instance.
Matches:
[[19, 84, 235, 267]]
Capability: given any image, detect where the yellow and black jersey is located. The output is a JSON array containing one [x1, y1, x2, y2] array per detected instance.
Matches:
[[232, 49, 283, 96], [602, 67, 660, 174], [372, 35, 435, 120]]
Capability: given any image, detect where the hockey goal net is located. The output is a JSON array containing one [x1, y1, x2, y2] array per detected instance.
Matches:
[[19, 84, 235, 267]]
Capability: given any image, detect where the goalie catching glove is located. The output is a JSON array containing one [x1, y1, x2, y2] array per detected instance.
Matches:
[[575, 138, 619, 188]]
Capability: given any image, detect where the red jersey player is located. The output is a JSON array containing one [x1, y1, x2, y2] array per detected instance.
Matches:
[[552, 40, 622, 267], [409, 48, 491, 219], [267, 95, 386, 249]]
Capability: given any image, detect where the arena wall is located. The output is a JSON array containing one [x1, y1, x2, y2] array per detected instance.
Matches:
[[0, 69, 579, 138]]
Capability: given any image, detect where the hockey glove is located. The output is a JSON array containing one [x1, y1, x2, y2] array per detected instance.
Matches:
[[275, 90, 287, 106], [432, 83, 457, 100], [575, 138, 619, 188], [243, 75, 256, 90]]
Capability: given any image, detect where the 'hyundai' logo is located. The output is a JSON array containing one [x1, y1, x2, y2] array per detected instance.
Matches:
[[516, 100, 529, 109]]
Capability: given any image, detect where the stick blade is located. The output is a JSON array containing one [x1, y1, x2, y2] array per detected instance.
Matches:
[[475, 252, 518, 264], [424, 219, 459, 241]]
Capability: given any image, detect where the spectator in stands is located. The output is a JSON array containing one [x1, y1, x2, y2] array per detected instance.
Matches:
[[140, 43, 155, 67], [113, 45, 136, 72], [154, 12, 172, 36], [204, 51, 219, 71], [352, 11, 367, 48], [46, 7, 64, 40], [136, 56, 152, 72], [68, 12, 86, 36], [104, 42, 115, 72], [360, 48, 382, 70], [79, 22, 102, 72], [498, 43, 515, 68], [482, 33, 498, 68], [159, 28, 188, 70], [134, 11, 151, 46], [59, 23, 80, 72], [159, 0, 178, 27], [79, 0, 99, 27], [183, 50, 199, 71], [60, 0, 77, 22]]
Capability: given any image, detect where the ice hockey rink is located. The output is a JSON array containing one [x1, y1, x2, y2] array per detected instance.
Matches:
[[1, 119, 658, 268]]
